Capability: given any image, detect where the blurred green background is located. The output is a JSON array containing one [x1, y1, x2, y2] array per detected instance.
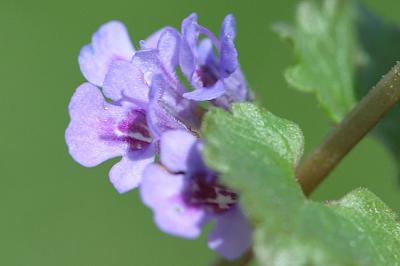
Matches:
[[1, 0, 400, 265]]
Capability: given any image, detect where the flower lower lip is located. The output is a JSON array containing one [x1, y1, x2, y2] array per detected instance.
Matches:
[[183, 174, 238, 214]]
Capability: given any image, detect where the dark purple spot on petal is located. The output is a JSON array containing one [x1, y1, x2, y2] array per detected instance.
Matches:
[[183, 171, 238, 214], [196, 66, 219, 88], [100, 109, 152, 151]]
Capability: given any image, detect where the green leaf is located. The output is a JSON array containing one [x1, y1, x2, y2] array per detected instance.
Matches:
[[203, 103, 305, 222], [255, 190, 400, 265], [203, 103, 400, 265], [275, 0, 357, 122], [278, 0, 400, 175]]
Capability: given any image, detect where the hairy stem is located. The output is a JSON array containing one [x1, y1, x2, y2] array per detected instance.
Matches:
[[297, 62, 400, 196]]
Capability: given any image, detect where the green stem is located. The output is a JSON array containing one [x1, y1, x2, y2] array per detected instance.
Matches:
[[296, 62, 400, 196]]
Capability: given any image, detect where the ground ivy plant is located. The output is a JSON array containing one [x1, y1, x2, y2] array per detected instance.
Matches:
[[65, 0, 400, 265]]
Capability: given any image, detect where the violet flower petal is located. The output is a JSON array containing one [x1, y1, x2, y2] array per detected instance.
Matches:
[[133, 50, 165, 85], [102, 60, 148, 104], [141, 164, 205, 238], [146, 75, 188, 139], [65, 83, 126, 167], [179, 13, 198, 78], [157, 28, 180, 76], [109, 146, 155, 193], [214, 68, 252, 109], [179, 38, 196, 79], [160, 130, 197, 173], [197, 39, 214, 66], [183, 80, 225, 101], [103, 49, 178, 105], [207, 207, 252, 260], [220, 14, 238, 77], [79, 21, 135, 86], [140, 27, 168, 49], [181, 13, 199, 54]]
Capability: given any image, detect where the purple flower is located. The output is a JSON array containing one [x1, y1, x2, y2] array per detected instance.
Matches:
[[65, 83, 155, 193], [66, 23, 199, 193], [140, 130, 252, 260], [179, 13, 252, 108]]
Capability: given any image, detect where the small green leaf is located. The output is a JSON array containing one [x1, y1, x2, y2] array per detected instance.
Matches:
[[255, 191, 400, 265], [203, 103, 305, 222], [279, 0, 400, 176], [275, 0, 357, 122], [203, 103, 400, 265], [331, 188, 400, 261]]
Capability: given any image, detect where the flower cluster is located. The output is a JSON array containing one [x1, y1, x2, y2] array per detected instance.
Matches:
[[65, 13, 252, 260]]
